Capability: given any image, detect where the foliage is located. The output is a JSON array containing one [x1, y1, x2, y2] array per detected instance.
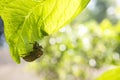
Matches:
[[0, 0, 90, 63], [96, 67, 120, 80], [27, 19, 120, 80]]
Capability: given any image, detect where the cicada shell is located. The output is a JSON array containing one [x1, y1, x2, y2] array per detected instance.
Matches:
[[23, 42, 43, 62]]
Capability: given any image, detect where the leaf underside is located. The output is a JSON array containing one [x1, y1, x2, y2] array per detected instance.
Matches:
[[96, 67, 120, 80], [0, 0, 90, 63]]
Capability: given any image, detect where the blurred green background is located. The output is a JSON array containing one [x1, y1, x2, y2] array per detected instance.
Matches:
[[0, 0, 120, 80]]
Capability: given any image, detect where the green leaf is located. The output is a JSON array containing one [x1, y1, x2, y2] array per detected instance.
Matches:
[[1, 0, 90, 63], [96, 67, 120, 80], [0, 0, 16, 16]]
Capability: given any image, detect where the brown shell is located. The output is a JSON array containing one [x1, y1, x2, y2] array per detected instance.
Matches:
[[23, 42, 43, 62]]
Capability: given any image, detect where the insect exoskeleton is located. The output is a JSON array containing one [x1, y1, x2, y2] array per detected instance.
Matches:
[[22, 41, 43, 62]]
